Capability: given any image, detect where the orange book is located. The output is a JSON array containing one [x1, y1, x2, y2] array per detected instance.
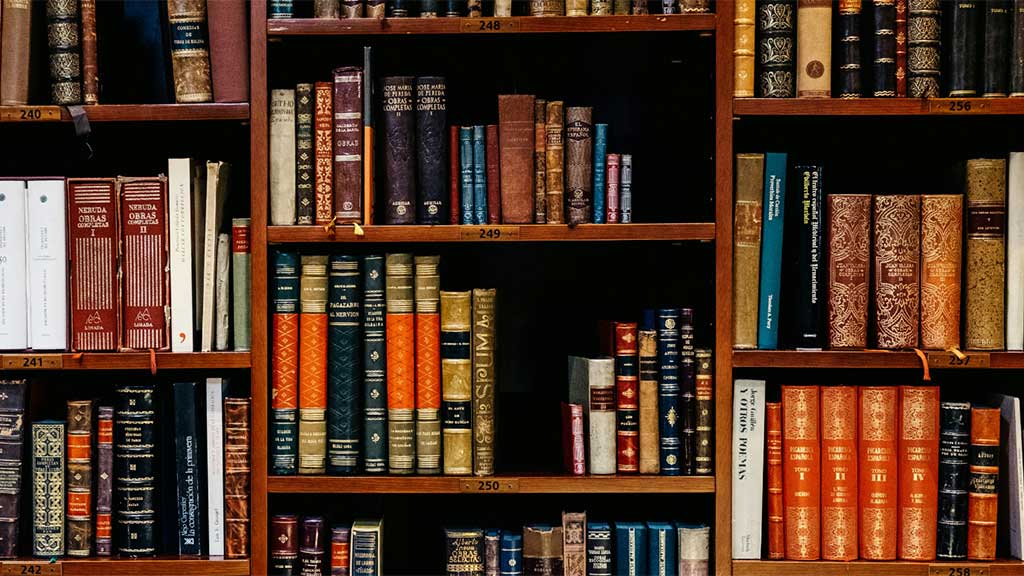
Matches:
[[858, 386, 899, 560], [386, 254, 417, 474], [298, 255, 329, 475], [782, 385, 820, 560], [898, 385, 940, 560], [414, 255, 442, 474], [821, 386, 858, 561], [766, 402, 784, 560], [968, 407, 1000, 560]]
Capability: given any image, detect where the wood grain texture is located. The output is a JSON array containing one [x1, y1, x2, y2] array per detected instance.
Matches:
[[268, 14, 716, 35], [733, 350, 1024, 369], [268, 475, 714, 493], [0, 352, 250, 370], [0, 558, 250, 575], [0, 104, 249, 123], [734, 97, 1024, 115], [733, 560, 1024, 576], [268, 223, 714, 243]]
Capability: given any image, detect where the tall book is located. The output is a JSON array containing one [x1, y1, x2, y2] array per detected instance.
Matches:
[[445, 528, 484, 574], [383, 77, 416, 224], [67, 178, 120, 351], [731, 379, 765, 559], [473, 126, 488, 225], [0, 181, 27, 350], [47, 0, 82, 104], [694, 349, 713, 476], [966, 159, 1007, 350], [1012, 154, 1024, 350], [232, 219, 251, 351], [299, 256, 329, 475], [646, 523, 676, 576], [782, 385, 820, 560], [545, 101, 565, 224], [334, 67, 364, 224], [734, 0, 756, 97], [638, 328, 660, 474], [415, 256, 442, 475], [450, 126, 461, 224], [315, 82, 334, 225], [473, 288, 497, 476], [969, 407, 1001, 560], [207, 0, 249, 103], [859, 386, 898, 560], [349, 519, 383, 576], [993, 393, 1024, 558], [201, 162, 231, 352], [593, 123, 607, 224], [568, 357, 616, 475], [224, 398, 251, 558], [613, 523, 647, 576], [827, 194, 871, 349], [270, 89, 297, 225], [614, 322, 639, 474], [524, 525, 563, 575], [795, 0, 831, 96], [167, 0, 213, 102], [300, 517, 327, 575], [442, 291, 473, 475], [501, 533, 523, 576], [417, 77, 447, 224], [386, 254, 416, 474], [328, 256, 362, 475], [757, 0, 796, 98], [982, 0, 1012, 97], [898, 386, 939, 560], [679, 310, 697, 476], [947, 0, 980, 95], [95, 406, 113, 556], [460, 127, 474, 225], [563, 512, 586, 576], [214, 233, 231, 351], [168, 161, 195, 352], [908, 0, 941, 97], [271, 252, 300, 475], [733, 154, 764, 349], [172, 384, 202, 556], [565, 107, 593, 225], [0, 0, 31, 104], [205, 379, 226, 556], [67, 401, 92, 557], [0, 382, 25, 559], [821, 386, 857, 561], [677, 524, 710, 576], [874, 194, 920, 349], [757, 153, 786, 350], [363, 255, 388, 474], [794, 164, 824, 348], [872, 0, 898, 96], [32, 421, 65, 557], [27, 179, 68, 351], [586, 523, 612, 576], [271, 515, 299, 575], [921, 195, 963, 349], [837, 0, 863, 97], [296, 83, 316, 225], [119, 177, 169, 350], [765, 402, 783, 559], [498, 95, 536, 223], [938, 401, 971, 560], [657, 309, 682, 475], [534, 99, 547, 223], [487, 125, 501, 224], [115, 385, 156, 557], [895, 0, 908, 96], [1014, 0, 1024, 96]]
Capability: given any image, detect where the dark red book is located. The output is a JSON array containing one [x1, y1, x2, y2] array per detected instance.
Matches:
[[562, 402, 584, 475], [449, 125, 459, 225], [614, 322, 639, 473], [68, 178, 120, 351], [486, 124, 501, 224], [332, 67, 363, 224], [119, 176, 169, 350]]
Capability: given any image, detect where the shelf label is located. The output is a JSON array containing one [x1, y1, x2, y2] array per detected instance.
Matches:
[[460, 478, 520, 493], [1, 354, 64, 370], [928, 565, 988, 576], [461, 17, 520, 33], [0, 106, 62, 122], [928, 99, 988, 114], [926, 351, 990, 369], [2, 561, 62, 576], [460, 226, 520, 241]]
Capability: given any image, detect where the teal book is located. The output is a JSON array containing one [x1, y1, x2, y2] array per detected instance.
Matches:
[[593, 123, 608, 224], [757, 152, 787, 350], [646, 522, 677, 576], [460, 127, 474, 225], [472, 125, 487, 225], [613, 522, 647, 576]]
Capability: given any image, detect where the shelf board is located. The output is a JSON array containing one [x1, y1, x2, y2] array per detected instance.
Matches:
[[733, 559, 1024, 576], [0, 557, 250, 576], [268, 223, 715, 243], [268, 474, 715, 494], [733, 97, 1024, 116], [732, 350, 1024, 369], [268, 14, 716, 35], [0, 351, 251, 371], [0, 103, 249, 123]]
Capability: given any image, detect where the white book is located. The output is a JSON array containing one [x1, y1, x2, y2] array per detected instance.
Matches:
[[992, 393, 1024, 558], [567, 356, 616, 475], [677, 523, 710, 576], [201, 162, 230, 352], [205, 377, 226, 556], [0, 180, 27, 350], [269, 89, 296, 226], [1009, 152, 1024, 349], [214, 233, 231, 351], [731, 378, 765, 559], [168, 158, 195, 352], [192, 165, 207, 333], [26, 179, 67, 350]]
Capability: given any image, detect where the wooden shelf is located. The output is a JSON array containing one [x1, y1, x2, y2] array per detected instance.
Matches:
[[0, 351, 250, 371], [0, 103, 249, 123], [733, 97, 1024, 116], [733, 559, 1024, 576], [267, 223, 715, 243], [268, 14, 716, 35], [268, 474, 715, 494], [0, 557, 250, 576], [732, 350, 1024, 369]]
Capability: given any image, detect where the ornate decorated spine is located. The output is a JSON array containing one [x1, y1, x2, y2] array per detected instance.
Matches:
[[300, 517, 327, 575], [544, 102, 565, 224], [827, 194, 870, 349], [794, 165, 824, 348], [271, 515, 299, 575], [968, 407, 1000, 560], [733, 154, 764, 349], [32, 421, 65, 557], [757, 153, 786, 350], [613, 523, 647, 576], [562, 402, 585, 475], [497, 95, 536, 224], [115, 384, 156, 557], [796, 0, 832, 97], [486, 125, 501, 224], [562, 512, 586, 576], [638, 328, 660, 474], [271, 89, 297, 225], [530, 0, 564, 16], [417, 77, 447, 224], [620, 155, 633, 224], [920, 195, 963, 349], [836, 0, 863, 97], [947, 1, 979, 95], [820, 387, 857, 561], [350, 519, 383, 576], [781, 385, 820, 560], [657, 309, 681, 475], [334, 67, 364, 224], [592, 124, 608, 224], [938, 402, 971, 559], [386, 254, 416, 474], [566, 0, 587, 15], [872, 0, 898, 96], [966, 159, 1007, 350], [534, 99, 547, 223], [632, 0, 648, 14], [606, 154, 621, 224], [734, 0, 756, 97], [895, 0, 909, 96], [47, 0, 82, 104], [67, 179, 120, 351], [450, 126, 461, 224], [0, 382, 25, 559], [119, 177, 170, 351], [473, 288, 497, 476], [332, 526, 350, 576], [79, 0, 99, 104], [343, 0, 364, 16], [316, 0, 341, 16], [586, 523, 612, 576], [873, 195, 920, 349], [363, 255, 387, 475], [172, 385, 200, 556], [1014, 0, 1024, 95], [612, 0, 628, 12], [983, 0, 1012, 97], [467, 0, 482, 16], [592, 0, 611, 14], [95, 406, 112, 556], [501, 533, 523, 576], [296, 83, 316, 225], [232, 219, 252, 351], [485, 530, 500, 576], [383, 77, 415, 224], [299, 256, 329, 475], [758, 0, 796, 98], [614, 323, 639, 474], [908, 0, 942, 97], [565, 107, 593, 225], [66, 401, 92, 557], [765, 402, 783, 559], [858, 386, 898, 560], [272, 252, 301, 475], [679, 309, 697, 475], [367, 0, 386, 17], [473, 126, 488, 225], [680, 0, 708, 10], [316, 82, 335, 225], [415, 256, 442, 475], [328, 256, 362, 474], [446, 528, 484, 574], [897, 386, 939, 561], [166, 0, 213, 102], [524, 525, 563, 575], [270, 0, 294, 17], [694, 349, 713, 476], [460, 127, 475, 225]]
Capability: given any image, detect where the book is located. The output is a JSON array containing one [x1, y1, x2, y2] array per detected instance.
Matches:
[[501, 533, 523, 576], [947, 0, 980, 96], [271, 515, 299, 575], [827, 194, 871, 349], [301, 517, 327, 574], [167, 0, 213, 102], [299, 256, 329, 475], [0, 0, 31, 104], [523, 525, 563, 575], [46, 0, 81, 104], [938, 402, 971, 560], [315, 82, 334, 225], [363, 255, 387, 474], [473, 126, 488, 225], [417, 77, 447, 224], [614, 522, 647, 576], [270, 89, 297, 225], [733, 153, 764, 349], [116, 384, 156, 556], [335, 67, 364, 224], [173, 384, 202, 556], [966, 159, 1007, 350], [895, 0, 908, 96], [445, 528, 484, 574], [487, 125, 501, 224], [95, 406, 112, 556], [232, 218, 251, 351], [214, 233, 231, 350], [992, 393, 1024, 559], [562, 402, 585, 475], [734, 0, 756, 97], [32, 421, 65, 557], [531, 0, 563, 15], [562, 512, 586, 576], [757, 153, 786, 350], [859, 386, 898, 560], [646, 523, 676, 576], [296, 83, 316, 225], [593, 123, 607, 224], [638, 328, 660, 474], [908, 0, 941, 97], [836, 0, 863, 97], [202, 162, 230, 351], [1015, 0, 1024, 96], [899, 386, 939, 560], [167, 161, 196, 352], [350, 519, 383, 576], [498, 94, 536, 224], [679, 310, 697, 475], [460, 127, 474, 225], [657, 309, 681, 475], [565, 107, 593, 225], [535, 100, 548, 220], [205, 379, 226, 556], [586, 523, 612, 576], [191, 165, 207, 334], [969, 406, 1001, 560], [27, 179, 67, 351], [0, 381, 25, 559], [65, 400, 91, 557], [119, 177, 169, 351], [442, 291, 473, 475], [485, 529, 500, 576], [757, 0, 797, 98], [793, 164, 824, 348], [67, 178, 120, 351], [795, 0, 831, 96], [567, 357, 615, 475], [820, 386, 857, 561], [473, 288, 497, 476], [872, 0, 898, 96], [677, 524, 710, 576], [765, 402, 783, 559], [920, 195, 963, 349], [316, 0, 341, 17], [782, 385, 819, 560], [451, 126, 461, 224], [383, 77, 416, 225], [0, 181, 26, 350], [415, 256, 442, 475], [694, 349, 713, 476], [545, 101, 565, 224], [983, 0, 1012, 97], [731, 379, 765, 559], [207, 0, 249, 103], [272, 252, 300, 475], [620, 155, 633, 223], [1013, 154, 1024, 351], [606, 154, 621, 224], [874, 194, 920, 349], [328, 256, 362, 475], [614, 322, 639, 474], [386, 254, 416, 474], [224, 398, 250, 559], [332, 526, 351, 575]]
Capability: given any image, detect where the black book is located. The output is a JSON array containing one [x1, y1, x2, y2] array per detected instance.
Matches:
[[416, 77, 448, 224], [173, 382, 203, 556], [363, 255, 388, 474], [794, 164, 824, 349], [946, 0, 980, 96], [983, 0, 1012, 97], [295, 83, 316, 225], [679, 308, 696, 476], [586, 523, 612, 576], [937, 402, 971, 560], [756, 0, 796, 98], [0, 381, 25, 560], [871, 0, 897, 96], [381, 76, 417, 224], [115, 384, 157, 557], [1013, 0, 1024, 96], [837, 0, 863, 97]]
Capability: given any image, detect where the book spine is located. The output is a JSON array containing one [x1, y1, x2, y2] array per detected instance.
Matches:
[[300, 517, 327, 575], [270, 0, 294, 17], [827, 194, 871, 348], [615, 0, 631, 12], [207, 0, 249, 102], [27, 180, 68, 351], [966, 159, 1007, 350], [733, 154, 764, 349], [820, 387, 857, 561], [224, 399, 250, 558], [423, 0, 440, 16], [272, 252, 300, 475], [782, 385, 820, 560], [80, 0, 99, 104], [214, 233, 231, 351], [363, 255, 388, 474], [524, 526, 565, 575], [757, 0, 797, 98], [562, 402, 585, 475], [450, 126, 461, 224], [167, 0, 213, 102], [679, 309, 696, 475], [794, 165, 824, 348], [563, 512, 587, 576], [938, 402, 971, 560], [694, 349, 713, 476], [795, 0, 832, 97], [343, 0, 365, 16], [968, 407, 1000, 560], [486, 125, 502, 224], [315, 82, 335, 225], [299, 256, 329, 475], [0, 382, 25, 559], [473, 126, 488, 225], [33, 422, 65, 557], [645, 524, 676, 576], [734, 0, 756, 97], [168, 161, 194, 352], [47, 0, 82, 104], [1014, 0, 1024, 95], [585, 358, 616, 476], [606, 154, 621, 224], [296, 83, 316, 225], [545, 101, 565, 224], [501, 533, 524, 576], [920, 195, 963, 349], [896, 0, 908, 96], [350, 522, 382, 576], [205, 380, 225, 556], [172, 385, 201, 556], [757, 153, 786, 350], [328, 256, 362, 474], [334, 67, 364, 224], [415, 256, 442, 475], [898, 386, 939, 560], [332, 527, 350, 576], [530, 0, 564, 16], [67, 401, 92, 557], [638, 329, 660, 474], [386, 254, 416, 474], [873, 194, 921, 349], [95, 406, 112, 556], [119, 177, 169, 351], [1011, 154, 1024, 350], [593, 124, 607, 224], [416, 77, 447, 224], [620, 155, 633, 224], [947, 1, 980, 95], [565, 107, 593, 225], [442, 291, 473, 475], [232, 219, 252, 351], [497, 94, 536, 224], [677, 524, 710, 576], [68, 179, 120, 351], [0, 0, 31, 104], [765, 402, 783, 559], [271, 515, 299, 575], [316, 0, 341, 16], [657, 309, 681, 476], [116, 385, 156, 557], [908, 0, 942, 97], [983, 0, 1012, 96], [460, 127, 475, 225], [367, 0, 386, 17], [446, 529, 484, 574], [473, 288, 497, 476], [534, 100, 548, 224], [613, 524, 647, 576], [614, 323, 639, 474], [586, 524, 612, 576], [271, 89, 298, 225], [859, 386, 898, 560], [383, 77, 416, 224], [566, 0, 587, 15], [0, 182, 27, 350]]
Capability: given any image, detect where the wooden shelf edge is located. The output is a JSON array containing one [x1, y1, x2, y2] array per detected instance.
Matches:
[[732, 350, 1024, 369], [0, 351, 251, 371], [733, 97, 1024, 116], [0, 104, 250, 123], [267, 223, 716, 243], [268, 14, 716, 35], [268, 475, 715, 494], [0, 557, 250, 576], [733, 559, 1024, 576]]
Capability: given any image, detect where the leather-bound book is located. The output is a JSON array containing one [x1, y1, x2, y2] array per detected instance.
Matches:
[[858, 386, 898, 560], [271, 0, 294, 18], [679, 309, 697, 475], [733, 154, 764, 349], [386, 254, 416, 474], [908, 0, 942, 97], [563, 402, 585, 475], [873, 195, 920, 349], [460, 127, 474, 225], [207, 0, 249, 102], [530, 0, 564, 16], [450, 126, 461, 224], [794, 165, 824, 348], [638, 328, 660, 474], [920, 195, 963, 349], [167, 0, 213, 102], [0, 0, 31, 104], [946, 1, 979, 96], [646, 523, 676, 576], [114, 385, 156, 557], [416, 77, 447, 224], [938, 402, 971, 559], [657, 309, 681, 475], [545, 101, 565, 224], [271, 89, 297, 225], [606, 154, 621, 224], [484, 529, 500, 576], [66, 401, 92, 557], [299, 255, 329, 475], [296, 83, 316, 225], [367, 0, 386, 17], [567, 0, 586, 15], [473, 288, 497, 476], [224, 399, 250, 559], [593, 124, 607, 224], [316, 82, 334, 225], [316, 0, 341, 16], [592, 0, 611, 13], [524, 526, 563, 575], [565, 107, 593, 225], [965, 159, 1007, 350], [983, 0, 1012, 97], [568, 357, 615, 474], [827, 194, 870, 349], [414, 256, 442, 475], [300, 517, 327, 575], [1013, 0, 1024, 95], [586, 523, 611, 576], [331, 526, 350, 576], [898, 386, 939, 560], [680, 0, 709, 10], [47, 0, 82, 104], [272, 252, 300, 475], [534, 99, 547, 223], [620, 155, 633, 224], [0, 382, 24, 559], [613, 523, 647, 575], [473, 126, 488, 225], [632, 0, 647, 14], [872, 0, 897, 96], [896, 0, 908, 96], [781, 385, 820, 560], [334, 67, 364, 224], [445, 528, 484, 574], [79, 0, 98, 104], [442, 291, 473, 475], [694, 349, 713, 475], [67, 179, 120, 351], [271, 514, 300, 575], [765, 402, 783, 559], [486, 125, 501, 224], [95, 406, 112, 556], [735, 0, 756, 97], [363, 255, 387, 474], [563, 512, 587, 576], [796, 0, 831, 96], [757, 0, 796, 98], [343, 0, 365, 17], [32, 421, 65, 557], [119, 177, 170, 351], [383, 77, 416, 224], [498, 95, 536, 224], [614, 322, 639, 474], [350, 519, 382, 575], [172, 384, 201, 556], [328, 256, 362, 474], [677, 524, 710, 576], [968, 407, 1000, 560]]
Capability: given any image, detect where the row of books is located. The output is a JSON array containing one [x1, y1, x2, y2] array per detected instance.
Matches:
[[0, 163, 249, 353], [732, 153, 1024, 351], [270, 516, 383, 576], [735, 0, 1024, 99], [271, 252, 498, 476], [0, 0, 248, 106], [0, 379, 250, 559], [270, 0, 709, 18]]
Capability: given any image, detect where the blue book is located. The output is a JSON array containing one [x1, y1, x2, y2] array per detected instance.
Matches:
[[593, 124, 608, 224], [172, 383, 202, 556], [328, 255, 362, 474], [656, 308, 681, 475], [270, 251, 299, 476], [586, 522, 612, 576], [460, 127, 474, 224], [472, 125, 488, 224], [500, 532, 523, 576], [270, 0, 293, 17], [351, 519, 383, 576], [757, 152, 787, 349], [613, 522, 647, 576], [362, 255, 388, 474], [646, 523, 677, 576]]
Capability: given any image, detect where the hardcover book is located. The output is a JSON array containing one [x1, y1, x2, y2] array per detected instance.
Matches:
[[270, 89, 297, 225], [299, 255, 329, 475], [782, 385, 820, 560], [837, 0, 863, 97], [473, 126, 488, 225], [677, 524, 710, 576], [793, 164, 824, 348], [872, 0, 898, 96], [172, 384, 202, 556], [734, 0, 756, 97], [167, 160, 195, 352], [315, 81, 334, 225], [386, 254, 416, 474], [562, 511, 586, 576], [207, 0, 249, 103], [201, 162, 230, 352], [593, 123, 607, 224], [827, 194, 871, 349], [523, 525, 563, 575], [501, 533, 523, 576], [821, 386, 857, 561], [271, 515, 299, 575], [694, 349, 713, 476], [487, 125, 501, 224], [296, 83, 316, 225], [606, 154, 621, 224], [167, 0, 213, 102], [757, 0, 796, 98], [335, 68, 364, 224], [417, 77, 447, 224], [898, 386, 939, 560], [568, 356, 616, 475], [115, 384, 157, 556], [485, 529, 500, 576], [226, 413, 253, 558], [328, 256, 362, 474], [874, 194, 920, 349], [657, 309, 681, 475], [498, 94, 537, 223], [614, 523, 648, 576], [733, 154, 764, 349], [896, 0, 908, 96], [1012, 154, 1024, 350], [562, 402, 585, 475], [795, 0, 832, 96], [415, 256, 442, 475], [586, 523, 612, 576], [95, 406, 112, 556], [638, 328, 660, 474], [442, 291, 473, 475], [350, 519, 383, 576], [205, 379, 226, 556], [119, 177, 169, 351], [0, 0, 31, 104], [969, 407, 1000, 560], [859, 386, 898, 560], [647, 523, 677, 576], [920, 195, 963, 349], [301, 517, 327, 575], [332, 526, 351, 575], [271, 251, 300, 475], [67, 178, 120, 351], [0, 181, 27, 350], [620, 155, 633, 223], [460, 127, 474, 225], [545, 101, 565, 224], [383, 77, 416, 224], [565, 107, 593, 225], [757, 153, 786, 350], [232, 219, 252, 351], [679, 310, 697, 475], [65, 403, 92, 552], [947, 0, 980, 95], [982, 0, 1011, 97], [765, 402, 783, 559], [731, 379, 765, 559], [1014, 0, 1024, 95], [445, 528, 484, 574], [214, 233, 231, 351], [614, 322, 640, 474], [966, 159, 1007, 350], [938, 402, 971, 560], [534, 99, 547, 223], [363, 255, 388, 474], [450, 126, 461, 224], [473, 288, 497, 476], [27, 179, 67, 351], [908, 0, 941, 97], [32, 421, 65, 557], [0, 382, 25, 559]]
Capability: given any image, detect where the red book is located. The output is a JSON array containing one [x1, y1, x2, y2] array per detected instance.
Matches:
[[332, 67, 363, 224], [118, 176, 169, 350], [859, 386, 899, 560], [486, 124, 501, 224], [314, 81, 334, 226], [67, 178, 120, 351], [895, 0, 907, 97], [782, 385, 820, 560], [614, 322, 639, 473], [562, 402, 585, 475], [898, 385, 939, 560], [449, 125, 459, 225], [821, 386, 858, 561], [766, 402, 784, 560], [968, 407, 1000, 560]]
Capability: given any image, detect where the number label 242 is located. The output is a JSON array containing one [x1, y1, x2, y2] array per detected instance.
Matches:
[[1, 562, 61, 576]]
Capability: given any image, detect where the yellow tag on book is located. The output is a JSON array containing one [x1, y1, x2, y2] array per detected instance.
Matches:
[[928, 565, 988, 576], [0, 106, 62, 122], [460, 226, 520, 241], [926, 351, 990, 369], [461, 478, 520, 493], [461, 18, 520, 33], [2, 561, 62, 576], [2, 354, 63, 370], [928, 99, 988, 114]]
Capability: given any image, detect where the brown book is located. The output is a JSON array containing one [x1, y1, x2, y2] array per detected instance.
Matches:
[[859, 386, 898, 560], [968, 406, 1000, 560], [0, 0, 31, 104], [782, 385, 820, 560], [333, 67, 364, 224], [920, 194, 963, 349], [638, 329, 660, 474], [898, 385, 939, 560], [473, 288, 497, 476], [733, 153, 764, 349], [119, 177, 170, 350], [314, 82, 334, 225], [498, 94, 536, 224], [81, 0, 99, 105], [796, 0, 832, 97], [562, 512, 586, 576], [827, 194, 871, 349], [207, 0, 249, 103], [545, 101, 565, 224], [821, 386, 857, 561], [873, 194, 920, 349], [733, 0, 755, 97], [224, 398, 251, 558], [66, 400, 92, 557], [315, 0, 341, 16], [565, 107, 593, 225], [167, 0, 214, 103], [523, 525, 563, 575], [766, 402, 783, 560], [533, 98, 547, 223], [486, 124, 501, 225], [965, 159, 1007, 350], [68, 178, 121, 351]]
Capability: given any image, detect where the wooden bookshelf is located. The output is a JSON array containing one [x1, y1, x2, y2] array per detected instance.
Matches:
[[732, 560, 1024, 576], [732, 350, 1024, 370], [267, 14, 717, 35], [0, 557, 251, 576], [268, 475, 715, 494], [0, 351, 250, 371], [267, 223, 716, 243], [0, 103, 249, 123], [733, 97, 1024, 116]]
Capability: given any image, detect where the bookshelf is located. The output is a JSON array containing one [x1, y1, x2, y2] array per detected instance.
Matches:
[[266, 222, 716, 243], [0, 103, 250, 123], [268, 474, 715, 494], [733, 98, 1024, 116]]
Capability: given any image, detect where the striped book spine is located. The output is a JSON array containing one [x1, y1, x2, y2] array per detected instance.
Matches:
[[298, 256, 328, 475], [114, 385, 156, 557], [363, 255, 388, 474], [656, 308, 681, 475], [328, 255, 361, 474], [67, 179, 120, 351], [66, 400, 93, 556], [271, 252, 300, 475], [415, 256, 442, 474], [119, 177, 169, 350], [694, 349, 713, 475], [386, 254, 416, 474]]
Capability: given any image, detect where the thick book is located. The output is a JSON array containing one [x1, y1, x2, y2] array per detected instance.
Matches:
[[349, 519, 382, 576], [271, 251, 300, 475], [214, 233, 231, 350], [614, 322, 640, 474], [734, 0, 756, 97], [270, 89, 297, 225], [271, 515, 299, 575], [765, 402, 783, 559], [523, 525, 563, 576], [332, 526, 351, 576], [983, 0, 1012, 97], [565, 107, 593, 225], [757, 153, 786, 350], [328, 256, 362, 475], [66, 401, 92, 557], [733, 153, 764, 349], [232, 219, 251, 351], [167, 0, 213, 102], [334, 67, 364, 224], [47, 0, 81, 104], [0, 0, 31, 104], [966, 159, 1007, 350], [473, 126, 488, 225], [613, 523, 648, 576], [677, 524, 710, 576], [205, 379, 226, 556], [646, 523, 676, 576], [872, 0, 897, 96], [315, 82, 334, 225], [416, 77, 447, 224], [299, 256, 329, 475], [119, 177, 169, 350], [498, 94, 536, 223], [562, 512, 586, 576], [486, 125, 501, 224], [921, 195, 963, 349], [445, 528, 484, 574], [969, 407, 1001, 560], [694, 349, 713, 475], [473, 288, 497, 476], [757, 0, 797, 98], [908, 0, 942, 97], [363, 255, 388, 474], [947, 0, 980, 95], [300, 517, 327, 575], [0, 381, 25, 559], [168, 160, 196, 352], [638, 328, 660, 474], [568, 357, 616, 475], [938, 401, 972, 560], [207, 0, 249, 102], [27, 179, 68, 350], [545, 101, 565, 224], [827, 194, 871, 349], [782, 385, 820, 560], [821, 386, 857, 561], [501, 533, 523, 576], [95, 406, 112, 556], [296, 83, 316, 225], [386, 254, 416, 474], [593, 123, 607, 224], [383, 77, 416, 224], [794, 164, 824, 348], [731, 379, 765, 559], [460, 127, 474, 225], [32, 421, 65, 557], [442, 291, 473, 475], [859, 386, 898, 560], [1012, 154, 1024, 350], [115, 384, 156, 557], [67, 178, 120, 351], [0, 181, 27, 350], [415, 256, 442, 475], [679, 310, 697, 475], [898, 386, 939, 560], [224, 398, 251, 558], [173, 384, 202, 556], [562, 402, 585, 475], [837, 0, 863, 97], [657, 309, 682, 475], [586, 523, 612, 576], [795, 0, 831, 96], [873, 194, 920, 349], [606, 154, 621, 224]]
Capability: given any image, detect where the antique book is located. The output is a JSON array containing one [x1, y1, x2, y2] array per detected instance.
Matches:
[[568, 357, 616, 475], [545, 101, 565, 224], [765, 402, 783, 559], [386, 254, 416, 474], [562, 402, 585, 475], [1014, 0, 1024, 95], [367, 0, 386, 17], [332, 526, 350, 576], [524, 525, 563, 575], [501, 533, 523, 576], [782, 385, 820, 560], [694, 349, 713, 475], [168, 160, 196, 352], [820, 387, 858, 561], [296, 83, 316, 225], [214, 233, 231, 350], [232, 219, 251, 351], [871, 0, 898, 96], [0, 181, 27, 350], [983, 0, 1011, 97], [201, 162, 230, 352], [363, 255, 388, 474], [566, 0, 586, 14], [473, 126, 488, 225], [757, 153, 786, 350], [837, 0, 863, 97], [827, 194, 871, 349], [498, 95, 536, 223], [920, 195, 962, 349], [592, 0, 611, 13], [565, 107, 593, 224], [119, 177, 169, 351], [874, 195, 920, 349], [896, 0, 908, 95], [680, 0, 709, 10], [316, 0, 340, 16], [115, 384, 156, 556], [947, 0, 979, 95], [271, 252, 300, 475], [299, 255, 329, 475], [992, 393, 1023, 558], [334, 67, 364, 224], [1012, 154, 1024, 349], [343, 0, 364, 16], [614, 523, 648, 576], [969, 407, 1000, 560], [562, 512, 586, 576], [415, 256, 442, 475], [613, 323, 640, 474], [32, 421, 65, 557], [473, 288, 497, 476], [758, 0, 796, 98], [586, 523, 612, 576], [657, 309, 682, 475], [270, 515, 299, 575], [108, 0, 173, 103], [485, 529, 500, 576], [445, 528, 484, 574], [677, 524, 710, 576], [27, 180, 67, 351], [0, 0, 31, 104], [95, 406, 112, 556], [167, 0, 213, 102], [898, 386, 939, 560], [534, 99, 547, 223], [680, 309, 697, 475], [383, 77, 416, 224], [796, 0, 831, 96], [224, 398, 250, 558], [593, 124, 607, 223], [646, 523, 676, 576], [47, 0, 82, 104], [486, 125, 501, 224], [530, 0, 564, 16], [315, 82, 334, 225], [638, 329, 660, 474], [450, 126, 461, 224], [733, 154, 764, 349], [908, 0, 942, 97], [734, 0, 756, 96], [460, 127, 474, 224], [271, 89, 297, 225], [328, 256, 362, 474], [66, 401, 91, 557], [172, 384, 201, 556], [966, 159, 1007, 350], [205, 379, 226, 556], [0, 381, 25, 558], [859, 386, 898, 560], [620, 155, 633, 223], [794, 164, 824, 348], [300, 517, 327, 575], [606, 154, 621, 224], [417, 77, 447, 224], [67, 179, 120, 351], [349, 519, 382, 575], [207, 0, 248, 102], [731, 379, 765, 559]]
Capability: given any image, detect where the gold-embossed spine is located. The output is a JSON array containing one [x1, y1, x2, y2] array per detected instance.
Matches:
[[733, 154, 765, 348], [966, 159, 1007, 350], [782, 385, 821, 560], [441, 291, 473, 475], [920, 194, 963, 349], [46, 0, 82, 104], [827, 194, 871, 349], [315, 0, 341, 17], [566, 0, 588, 15], [167, 0, 213, 103], [533, 99, 547, 223], [472, 288, 497, 476], [544, 102, 565, 224], [734, 0, 756, 96], [873, 195, 921, 349], [821, 386, 858, 560]]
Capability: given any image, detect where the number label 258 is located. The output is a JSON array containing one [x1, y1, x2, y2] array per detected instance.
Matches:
[[928, 564, 988, 576]]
